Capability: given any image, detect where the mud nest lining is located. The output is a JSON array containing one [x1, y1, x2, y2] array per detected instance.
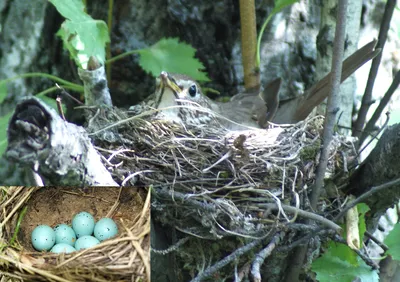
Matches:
[[88, 108, 355, 238]]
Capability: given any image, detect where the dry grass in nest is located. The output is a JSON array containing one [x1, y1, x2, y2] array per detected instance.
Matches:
[[0, 186, 150, 282], [88, 108, 355, 238]]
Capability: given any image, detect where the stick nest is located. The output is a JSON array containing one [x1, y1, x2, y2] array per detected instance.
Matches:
[[87, 107, 356, 239], [0, 186, 150, 282]]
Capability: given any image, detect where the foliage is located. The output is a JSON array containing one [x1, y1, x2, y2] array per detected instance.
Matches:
[[49, 0, 110, 69], [311, 203, 379, 282], [256, 0, 300, 66], [0, 112, 12, 157], [384, 223, 400, 261], [137, 38, 210, 82], [357, 203, 369, 242], [49, 1, 208, 81], [311, 242, 379, 282]]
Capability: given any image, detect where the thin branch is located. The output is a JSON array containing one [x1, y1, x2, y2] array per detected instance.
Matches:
[[251, 233, 282, 282], [311, 0, 348, 210], [334, 177, 400, 221], [360, 69, 400, 144], [239, 0, 260, 90], [365, 231, 389, 252], [258, 203, 342, 232], [333, 235, 379, 270], [190, 237, 265, 282], [353, 0, 396, 139], [288, 1, 348, 281]]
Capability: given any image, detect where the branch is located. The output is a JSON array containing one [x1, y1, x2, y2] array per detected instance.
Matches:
[[251, 233, 282, 282], [335, 177, 400, 221], [239, 0, 260, 90], [190, 236, 265, 282], [311, 0, 348, 210], [78, 56, 113, 106], [286, 1, 348, 280], [360, 69, 400, 144], [258, 203, 342, 232], [353, 0, 396, 139]]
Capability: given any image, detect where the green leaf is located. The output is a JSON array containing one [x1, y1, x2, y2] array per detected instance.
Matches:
[[312, 242, 379, 282], [357, 203, 370, 242], [385, 223, 400, 261], [257, 0, 300, 66], [0, 112, 13, 157], [274, 0, 300, 12], [49, 0, 110, 69], [327, 241, 358, 266], [138, 38, 210, 81], [0, 81, 7, 104]]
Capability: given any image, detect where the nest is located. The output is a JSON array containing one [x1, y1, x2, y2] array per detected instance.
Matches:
[[0, 186, 150, 282], [87, 108, 355, 238]]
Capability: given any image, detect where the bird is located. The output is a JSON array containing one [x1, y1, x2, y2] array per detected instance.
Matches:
[[131, 40, 380, 130], [131, 71, 281, 130]]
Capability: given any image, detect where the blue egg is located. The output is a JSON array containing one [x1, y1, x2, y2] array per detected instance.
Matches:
[[51, 243, 76, 254], [72, 212, 95, 238], [94, 218, 118, 242], [54, 224, 76, 246], [75, 235, 100, 250], [31, 225, 56, 251]]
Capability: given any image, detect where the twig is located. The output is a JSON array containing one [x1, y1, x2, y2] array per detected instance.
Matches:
[[151, 237, 190, 255], [278, 229, 334, 253], [239, 0, 260, 90], [334, 177, 400, 221], [190, 237, 265, 282], [365, 231, 389, 252], [288, 1, 348, 281], [258, 203, 341, 232], [311, 0, 348, 211], [153, 188, 217, 213], [353, 0, 396, 139], [333, 235, 379, 269], [251, 233, 282, 282], [360, 69, 400, 144], [358, 111, 390, 157], [56, 96, 66, 121]]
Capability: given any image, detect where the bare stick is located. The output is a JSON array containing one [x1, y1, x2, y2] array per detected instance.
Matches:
[[353, 0, 396, 139], [311, 0, 348, 210], [190, 237, 265, 282], [239, 0, 260, 90], [286, 1, 348, 281], [251, 233, 281, 282], [334, 177, 400, 221], [360, 69, 400, 144]]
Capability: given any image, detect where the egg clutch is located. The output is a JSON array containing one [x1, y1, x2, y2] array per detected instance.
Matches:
[[31, 211, 118, 253]]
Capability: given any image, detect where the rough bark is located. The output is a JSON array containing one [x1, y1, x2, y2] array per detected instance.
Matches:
[[6, 97, 117, 186], [348, 123, 400, 229]]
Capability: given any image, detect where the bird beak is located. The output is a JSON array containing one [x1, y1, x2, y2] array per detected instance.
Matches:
[[160, 71, 181, 96]]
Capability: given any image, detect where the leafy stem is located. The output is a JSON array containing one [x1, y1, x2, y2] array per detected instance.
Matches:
[[1, 73, 84, 92], [105, 50, 141, 65]]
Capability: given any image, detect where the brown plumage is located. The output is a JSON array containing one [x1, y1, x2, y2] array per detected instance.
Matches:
[[131, 40, 380, 130]]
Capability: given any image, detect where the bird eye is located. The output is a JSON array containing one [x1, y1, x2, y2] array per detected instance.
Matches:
[[188, 84, 197, 97]]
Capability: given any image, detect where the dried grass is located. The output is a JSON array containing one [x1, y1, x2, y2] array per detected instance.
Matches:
[[88, 108, 355, 239], [0, 186, 150, 282]]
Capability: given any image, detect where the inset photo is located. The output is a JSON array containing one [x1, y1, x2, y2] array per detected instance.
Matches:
[[0, 186, 150, 282]]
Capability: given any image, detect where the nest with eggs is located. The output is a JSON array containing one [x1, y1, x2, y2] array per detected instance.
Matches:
[[0, 186, 150, 282]]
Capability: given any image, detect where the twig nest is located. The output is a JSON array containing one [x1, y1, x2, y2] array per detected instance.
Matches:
[[87, 108, 355, 238]]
